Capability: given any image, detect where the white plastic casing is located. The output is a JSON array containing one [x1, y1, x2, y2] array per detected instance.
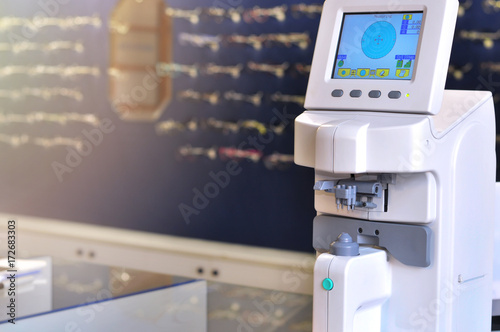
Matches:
[[297, 90, 496, 331], [305, 0, 458, 114], [313, 249, 391, 332]]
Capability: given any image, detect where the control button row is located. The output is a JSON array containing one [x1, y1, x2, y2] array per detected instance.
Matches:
[[331, 89, 402, 99]]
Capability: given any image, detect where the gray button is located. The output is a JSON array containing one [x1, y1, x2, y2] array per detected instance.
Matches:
[[331, 89, 344, 97], [350, 90, 362, 98], [388, 91, 402, 99], [369, 90, 381, 98]]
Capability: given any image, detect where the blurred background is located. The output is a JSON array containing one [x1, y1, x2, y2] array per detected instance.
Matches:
[[0, 0, 498, 253]]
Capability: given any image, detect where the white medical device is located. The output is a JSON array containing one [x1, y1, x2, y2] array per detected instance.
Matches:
[[295, 0, 496, 331]]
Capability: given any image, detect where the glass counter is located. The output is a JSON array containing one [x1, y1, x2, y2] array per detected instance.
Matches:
[[1, 258, 312, 331]]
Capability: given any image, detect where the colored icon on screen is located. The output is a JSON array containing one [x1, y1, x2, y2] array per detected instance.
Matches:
[[376, 68, 390, 77], [350, 69, 357, 76], [338, 68, 351, 77], [357, 68, 370, 77], [403, 14, 412, 20], [396, 60, 403, 68], [404, 60, 412, 68], [338, 60, 345, 67], [396, 69, 410, 78]]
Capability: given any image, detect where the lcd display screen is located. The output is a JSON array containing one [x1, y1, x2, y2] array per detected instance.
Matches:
[[332, 12, 423, 80]]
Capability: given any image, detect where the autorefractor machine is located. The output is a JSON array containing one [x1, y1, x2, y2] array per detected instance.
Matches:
[[294, 0, 496, 330]]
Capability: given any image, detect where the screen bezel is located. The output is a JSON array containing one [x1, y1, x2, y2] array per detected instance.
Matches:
[[331, 11, 424, 81], [304, 0, 458, 114]]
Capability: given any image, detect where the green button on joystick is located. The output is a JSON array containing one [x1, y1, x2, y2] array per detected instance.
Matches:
[[322, 278, 334, 291]]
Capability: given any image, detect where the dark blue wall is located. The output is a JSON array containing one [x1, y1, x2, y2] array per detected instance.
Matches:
[[0, 0, 497, 253]]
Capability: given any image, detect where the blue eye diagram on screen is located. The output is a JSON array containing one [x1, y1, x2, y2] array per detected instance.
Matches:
[[332, 12, 423, 80], [361, 21, 396, 59]]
